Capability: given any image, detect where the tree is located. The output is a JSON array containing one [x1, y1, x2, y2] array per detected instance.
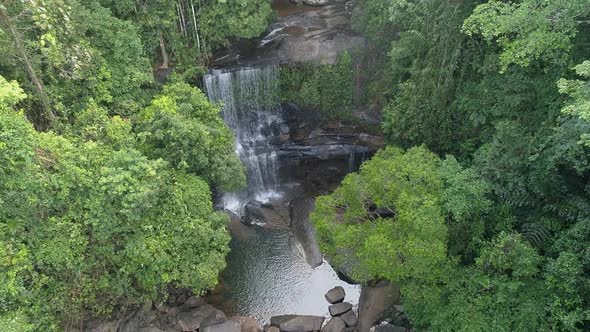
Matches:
[[0, 78, 238, 330], [311, 146, 449, 284], [136, 82, 245, 192], [463, 0, 590, 71], [559, 60, 590, 146]]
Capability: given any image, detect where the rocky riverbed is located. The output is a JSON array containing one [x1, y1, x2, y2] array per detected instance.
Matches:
[[87, 286, 410, 332]]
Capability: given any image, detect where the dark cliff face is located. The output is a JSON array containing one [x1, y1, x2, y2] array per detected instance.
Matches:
[[211, 0, 365, 68]]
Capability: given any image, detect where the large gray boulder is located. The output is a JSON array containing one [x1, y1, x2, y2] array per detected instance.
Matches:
[[270, 315, 325, 332], [202, 320, 242, 332], [244, 200, 267, 224], [329, 302, 352, 316], [325, 286, 346, 304], [177, 304, 217, 331], [180, 296, 206, 311], [201, 310, 228, 329], [230, 316, 262, 332], [357, 281, 400, 332], [339, 310, 357, 327], [321, 317, 346, 332]]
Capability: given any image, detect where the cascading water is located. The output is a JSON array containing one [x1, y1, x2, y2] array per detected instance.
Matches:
[[203, 65, 286, 213], [203, 65, 360, 323]]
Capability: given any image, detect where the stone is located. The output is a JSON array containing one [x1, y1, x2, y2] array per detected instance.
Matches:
[[177, 313, 201, 332], [202, 310, 227, 328], [343, 328, 358, 332], [325, 286, 346, 304], [230, 316, 262, 332], [270, 315, 298, 327], [176, 293, 188, 306], [244, 200, 267, 224], [357, 281, 400, 332], [143, 300, 153, 312], [261, 202, 275, 209], [329, 302, 352, 316], [177, 304, 217, 331], [267, 326, 280, 332], [138, 327, 165, 332], [340, 310, 357, 327], [155, 302, 170, 313], [202, 321, 242, 332], [181, 296, 205, 310], [372, 207, 395, 219], [167, 306, 180, 317], [326, 121, 342, 130], [87, 320, 121, 332], [270, 315, 325, 332], [321, 317, 346, 332]]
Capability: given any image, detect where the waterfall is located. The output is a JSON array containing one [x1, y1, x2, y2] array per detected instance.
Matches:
[[203, 65, 285, 213]]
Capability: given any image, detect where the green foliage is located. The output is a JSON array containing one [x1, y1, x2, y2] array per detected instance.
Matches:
[[339, 0, 590, 329], [100, 0, 273, 81], [0, 79, 238, 330], [376, 0, 474, 153], [136, 82, 245, 191], [408, 233, 550, 331], [438, 155, 491, 261], [0, 76, 26, 109], [311, 146, 449, 284], [463, 0, 590, 71], [559, 60, 590, 146], [0, 0, 154, 124], [280, 52, 354, 120]]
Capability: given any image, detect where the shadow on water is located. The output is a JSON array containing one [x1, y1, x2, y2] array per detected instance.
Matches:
[[207, 225, 360, 324]]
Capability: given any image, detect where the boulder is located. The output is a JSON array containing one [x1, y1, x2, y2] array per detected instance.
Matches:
[[138, 328, 165, 332], [267, 327, 280, 332], [270, 315, 298, 327], [182, 296, 205, 310], [202, 310, 228, 329], [230, 316, 262, 332], [340, 310, 357, 327], [357, 281, 400, 332], [167, 306, 180, 317], [202, 321, 242, 332], [329, 302, 352, 316], [155, 302, 170, 313], [87, 320, 121, 332], [372, 207, 395, 219], [244, 200, 267, 224], [325, 286, 346, 304], [321, 317, 346, 332], [177, 304, 217, 331], [270, 315, 325, 332]]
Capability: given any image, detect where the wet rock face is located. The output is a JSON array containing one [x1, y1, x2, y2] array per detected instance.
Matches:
[[289, 197, 323, 267], [212, 1, 365, 67]]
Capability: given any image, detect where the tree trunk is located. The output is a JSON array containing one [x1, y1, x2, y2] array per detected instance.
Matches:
[[159, 32, 170, 69], [0, 9, 55, 127]]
